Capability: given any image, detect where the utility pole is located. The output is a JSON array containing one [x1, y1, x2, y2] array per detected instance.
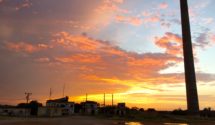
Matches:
[[103, 93, 106, 107], [86, 93, 88, 102], [24, 92, 32, 118], [25, 92, 32, 104], [112, 93, 114, 106], [180, 0, 199, 114]]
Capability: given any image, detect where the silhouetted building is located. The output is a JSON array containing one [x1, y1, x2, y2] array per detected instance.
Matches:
[[0, 106, 30, 117], [116, 103, 126, 116], [100, 103, 127, 116], [74, 103, 82, 113], [37, 107, 62, 117], [81, 101, 99, 115], [46, 96, 75, 115]]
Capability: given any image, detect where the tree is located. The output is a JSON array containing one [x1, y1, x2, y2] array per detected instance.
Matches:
[[29, 100, 42, 116]]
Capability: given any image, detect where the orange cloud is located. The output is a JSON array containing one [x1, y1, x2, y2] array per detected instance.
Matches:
[[211, 34, 215, 43], [158, 2, 168, 9], [54, 32, 103, 51], [143, 16, 160, 23], [50, 32, 183, 86], [82, 73, 184, 90], [114, 5, 165, 26], [141, 11, 161, 24], [115, 13, 161, 26], [4, 32, 184, 87], [112, 0, 124, 4], [115, 15, 142, 26], [6, 42, 37, 53], [2, 32, 189, 105], [154, 32, 182, 55], [55, 53, 101, 63], [95, 0, 128, 14], [5, 42, 49, 53], [53, 32, 127, 57]]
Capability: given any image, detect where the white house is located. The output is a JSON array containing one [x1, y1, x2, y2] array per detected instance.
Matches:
[[46, 96, 75, 115], [81, 101, 99, 115], [37, 107, 62, 117], [0, 107, 30, 117]]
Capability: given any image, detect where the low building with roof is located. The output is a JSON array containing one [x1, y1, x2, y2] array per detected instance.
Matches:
[[37, 107, 62, 117], [46, 96, 75, 115], [37, 96, 75, 117], [0, 105, 30, 117], [80, 101, 99, 115]]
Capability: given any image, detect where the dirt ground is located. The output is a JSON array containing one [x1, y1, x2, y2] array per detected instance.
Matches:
[[0, 116, 214, 125], [0, 116, 114, 125], [1, 116, 127, 125]]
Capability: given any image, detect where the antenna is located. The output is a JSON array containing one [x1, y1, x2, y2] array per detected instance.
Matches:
[[63, 83, 65, 97], [25, 92, 32, 104], [49, 88, 52, 100]]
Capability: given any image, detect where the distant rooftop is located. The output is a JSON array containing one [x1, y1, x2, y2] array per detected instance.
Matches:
[[46, 96, 69, 103]]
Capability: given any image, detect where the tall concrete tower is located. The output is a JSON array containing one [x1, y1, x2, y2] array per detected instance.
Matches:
[[180, 0, 199, 114]]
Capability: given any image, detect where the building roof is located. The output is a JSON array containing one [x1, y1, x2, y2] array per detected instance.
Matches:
[[46, 96, 69, 103], [81, 101, 98, 105]]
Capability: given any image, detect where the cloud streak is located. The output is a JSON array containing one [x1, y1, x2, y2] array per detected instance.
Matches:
[[154, 32, 182, 55], [5, 42, 49, 53], [115, 15, 142, 26], [158, 2, 168, 9]]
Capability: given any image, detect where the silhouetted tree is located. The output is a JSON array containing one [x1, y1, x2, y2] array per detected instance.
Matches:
[[147, 108, 156, 112], [17, 103, 29, 108], [130, 107, 139, 114], [29, 100, 42, 116], [139, 108, 144, 112], [201, 107, 212, 117], [172, 108, 187, 115]]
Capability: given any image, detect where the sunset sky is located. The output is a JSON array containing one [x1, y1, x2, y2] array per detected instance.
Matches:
[[0, 0, 215, 110]]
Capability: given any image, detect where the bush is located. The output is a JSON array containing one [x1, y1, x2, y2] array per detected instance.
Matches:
[[172, 108, 187, 115]]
